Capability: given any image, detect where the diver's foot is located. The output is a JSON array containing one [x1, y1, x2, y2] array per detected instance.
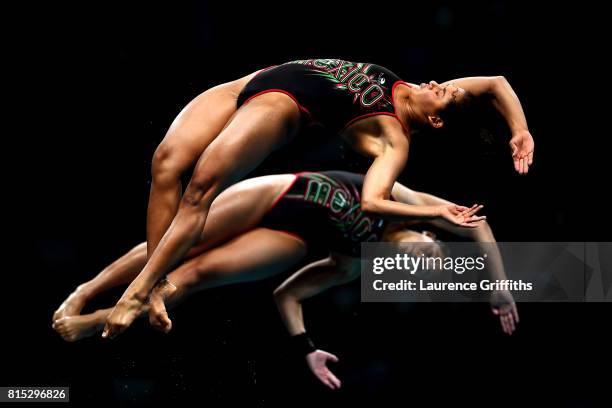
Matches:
[[52, 286, 90, 322], [52, 311, 105, 342], [148, 279, 177, 333]]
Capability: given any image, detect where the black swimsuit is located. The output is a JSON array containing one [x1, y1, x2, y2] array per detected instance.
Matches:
[[237, 59, 407, 133], [260, 171, 388, 257]]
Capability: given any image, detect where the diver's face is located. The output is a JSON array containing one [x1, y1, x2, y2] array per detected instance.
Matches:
[[415, 81, 466, 127]]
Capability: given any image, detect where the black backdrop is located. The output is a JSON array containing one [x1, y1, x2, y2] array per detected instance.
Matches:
[[7, 1, 610, 406]]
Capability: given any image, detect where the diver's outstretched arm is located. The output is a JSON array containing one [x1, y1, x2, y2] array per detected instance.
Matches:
[[442, 76, 534, 174], [273, 254, 360, 390], [391, 182, 520, 334], [358, 119, 485, 228]]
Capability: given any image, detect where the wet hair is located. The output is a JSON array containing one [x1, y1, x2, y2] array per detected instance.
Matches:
[[438, 90, 476, 128], [381, 221, 414, 241], [435, 91, 507, 149], [382, 222, 449, 259]]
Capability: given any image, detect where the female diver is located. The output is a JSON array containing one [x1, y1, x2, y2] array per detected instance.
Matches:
[[53, 172, 516, 354]]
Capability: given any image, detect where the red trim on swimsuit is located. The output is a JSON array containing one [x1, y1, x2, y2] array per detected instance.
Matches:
[[391, 80, 411, 134], [240, 89, 313, 118], [268, 229, 307, 244], [340, 80, 410, 134], [252, 65, 278, 80], [262, 172, 312, 244], [268, 174, 300, 212]]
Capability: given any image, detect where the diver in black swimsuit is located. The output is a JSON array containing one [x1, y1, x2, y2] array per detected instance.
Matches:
[[54, 170, 517, 388], [54, 170, 518, 344]]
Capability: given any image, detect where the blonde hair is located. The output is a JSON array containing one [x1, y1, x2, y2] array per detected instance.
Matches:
[[382, 222, 448, 259]]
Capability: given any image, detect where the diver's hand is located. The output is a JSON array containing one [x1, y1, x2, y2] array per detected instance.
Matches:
[[306, 350, 341, 390], [490, 289, 520, 335], [509, 129, 534, 175], [102, 295, 145, 339], [438, 204, 486, 228]]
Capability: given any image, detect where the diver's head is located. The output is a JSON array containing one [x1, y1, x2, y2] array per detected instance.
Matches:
[[382, 222, 447, 258], [408, 81, 472, 129]]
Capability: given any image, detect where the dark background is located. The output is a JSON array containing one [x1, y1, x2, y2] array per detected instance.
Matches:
[[6, 1, 610, 406]]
